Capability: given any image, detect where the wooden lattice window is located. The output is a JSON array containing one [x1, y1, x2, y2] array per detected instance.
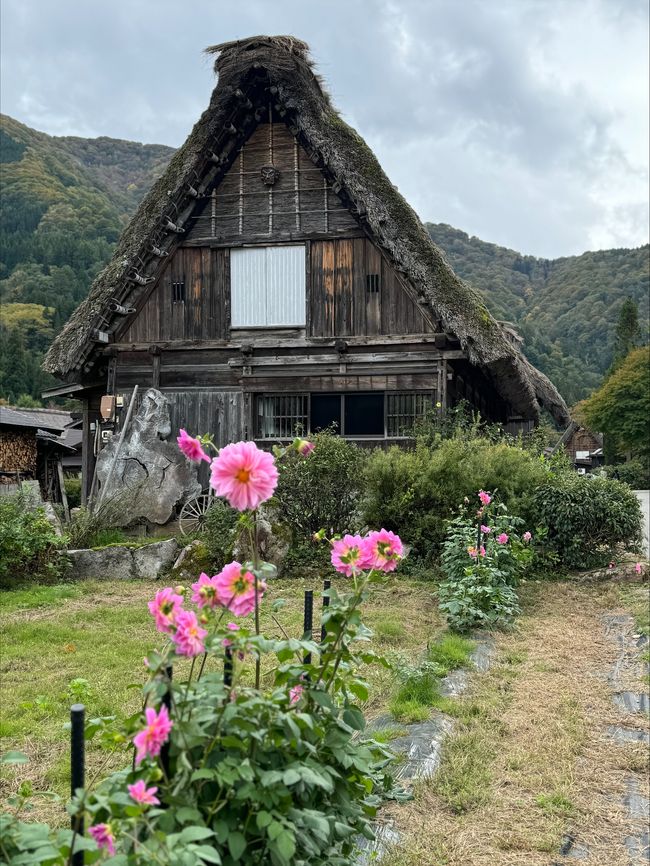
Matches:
[[366, 273, 380, 294], [255, 394, 308, 439], [172, 280, 185, 303], [386, 392, 435, 437]]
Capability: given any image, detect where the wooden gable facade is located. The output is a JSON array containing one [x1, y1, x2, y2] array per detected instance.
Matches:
[[107, 107, 482, 457], [44, 36, 569, 504]]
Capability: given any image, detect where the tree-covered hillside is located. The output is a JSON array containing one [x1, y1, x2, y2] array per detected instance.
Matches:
[[0, 113, 647, 407], [427, 224, 649, 404], [0, 115, 173, 402]]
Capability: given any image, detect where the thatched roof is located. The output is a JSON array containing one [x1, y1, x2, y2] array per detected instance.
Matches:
[[44, 35, 569, 426]]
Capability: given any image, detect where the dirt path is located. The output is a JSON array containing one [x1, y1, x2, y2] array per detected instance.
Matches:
[[385, 580, 650, 866]]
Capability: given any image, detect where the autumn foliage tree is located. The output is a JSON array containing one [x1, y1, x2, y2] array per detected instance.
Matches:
[[580, 346, 650, 461]]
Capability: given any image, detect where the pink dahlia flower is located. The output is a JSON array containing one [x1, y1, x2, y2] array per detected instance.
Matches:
[[210, 441, 278, 511], [478, 490, 492, 506], [221, 622, 240, 648], [635, 562, 643, 574], [496, 533, 509, 545], [127, 780, 160, 806], [191, 572, 220, 609], [294, 438, 315, 457], [172, 609, 207, 657], [523, 531, 532, 542], [479, 545, 486, 557], [148, 588, 183, 634], [89, 824, 116, 856], [363, 529, 403, 572], [215, 561, 265, 617], [468, 546, 478, 558], [331, 534, 367, 576], [289, 684, 304, 704], [480, 525, 491, 534], [177, 429, 210, 463], [133, 704, 173, 765]]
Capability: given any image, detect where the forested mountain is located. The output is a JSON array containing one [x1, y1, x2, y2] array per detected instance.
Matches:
[[0, 114, 647, 407], [0, 115, 173, 402]]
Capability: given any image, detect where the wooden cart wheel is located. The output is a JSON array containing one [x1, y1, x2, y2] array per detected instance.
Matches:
[[179, 494, 212, 536]]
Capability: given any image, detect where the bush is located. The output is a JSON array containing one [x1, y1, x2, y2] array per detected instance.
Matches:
[[274, 429, 365, 540], [607, 459, 650, 490], [363, 438, 549, 561], [0, 491, 63, 584], [66, 489, 138, 549], [203, 498, 239, 569], [64, 475, 82, 509], [438, 492, 532, 631], [531, 475, 643, 569]]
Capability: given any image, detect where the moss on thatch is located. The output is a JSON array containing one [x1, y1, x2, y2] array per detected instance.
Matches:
[[43, 35, 569, 425]]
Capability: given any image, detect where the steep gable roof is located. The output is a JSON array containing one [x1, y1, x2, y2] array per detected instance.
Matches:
[[44, 35, 569, 426]]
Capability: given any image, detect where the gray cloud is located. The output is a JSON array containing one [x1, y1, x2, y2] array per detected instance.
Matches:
[[1, 0, 647, 258]]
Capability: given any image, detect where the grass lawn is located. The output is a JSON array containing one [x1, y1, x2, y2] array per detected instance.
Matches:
[[0, 573, 446, 823]]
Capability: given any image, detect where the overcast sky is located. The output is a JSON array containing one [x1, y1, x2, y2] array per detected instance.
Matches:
[[1, 0, 648, 259]]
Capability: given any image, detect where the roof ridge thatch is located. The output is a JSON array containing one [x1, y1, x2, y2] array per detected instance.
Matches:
[[43, 34, 569, 426]]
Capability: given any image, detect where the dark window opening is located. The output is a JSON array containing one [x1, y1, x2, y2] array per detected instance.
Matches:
[[310, 394, 341, 433], [256, 394, 308, 439], [345, 393, 384, 436], [366, 273, 380, 294], [172, 281, 185, 303]]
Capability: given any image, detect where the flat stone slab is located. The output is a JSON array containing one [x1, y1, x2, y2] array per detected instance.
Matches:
[[65, 539, 179, 580], [612, 691, 650, 714], [555, 834, 590, 861], [606, 725, 650, 745]]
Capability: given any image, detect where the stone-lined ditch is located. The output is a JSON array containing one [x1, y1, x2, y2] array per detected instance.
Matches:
[[356, 635, 495, 863], [557, 612, 650, 865]]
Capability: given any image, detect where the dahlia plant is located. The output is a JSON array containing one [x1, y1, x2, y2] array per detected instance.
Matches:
[[438, 489, 532, 631], [1, 435, 405, 866]]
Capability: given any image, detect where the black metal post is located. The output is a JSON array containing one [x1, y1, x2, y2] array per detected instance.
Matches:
[[224, 647, 233, 688], [160, 666, 172, 781], [70, 703, 85, 866], [303, 590, 314, 665], [321, 579, 331, 642]]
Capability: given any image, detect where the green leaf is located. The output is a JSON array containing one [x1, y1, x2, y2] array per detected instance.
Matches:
[[227, 831, 246, 861], [178, 827, 215, 843], [0, 750, 29, 764], [282, 768, 300, 786], [256, 810, 272, 829]]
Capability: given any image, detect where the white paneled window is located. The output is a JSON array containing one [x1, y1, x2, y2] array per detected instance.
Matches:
[[230, 245, 306, 327]]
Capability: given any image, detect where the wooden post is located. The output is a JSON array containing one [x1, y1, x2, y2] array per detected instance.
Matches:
[[94, 385, 138, 511], [56, 460, 70, 522], [70, 703, 85, 866]]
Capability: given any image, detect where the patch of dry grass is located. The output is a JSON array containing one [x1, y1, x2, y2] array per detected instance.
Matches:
[[386, 580, 650, 866]]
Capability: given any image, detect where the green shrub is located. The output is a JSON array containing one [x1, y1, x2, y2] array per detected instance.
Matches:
[[66, 490, 138, 549], [274, 429, 365, 540], [363, 438, 549, 561], [530, 475, 643, 569], [63, 475, 82, 509], [607, 459, 650, 490], [0, 492, 63, 584], [203, 497, 239, 569]]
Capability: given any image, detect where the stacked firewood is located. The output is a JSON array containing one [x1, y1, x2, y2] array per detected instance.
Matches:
[[0, 431, 37, 473]]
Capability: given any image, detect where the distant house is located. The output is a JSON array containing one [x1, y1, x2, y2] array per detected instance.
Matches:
[[551, 421, 604, 473], [43, 35, 569, 504], [0, 406, 80, 508]]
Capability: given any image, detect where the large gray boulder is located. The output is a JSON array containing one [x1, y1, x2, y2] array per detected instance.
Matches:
[[95, 389, 201, 525]]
